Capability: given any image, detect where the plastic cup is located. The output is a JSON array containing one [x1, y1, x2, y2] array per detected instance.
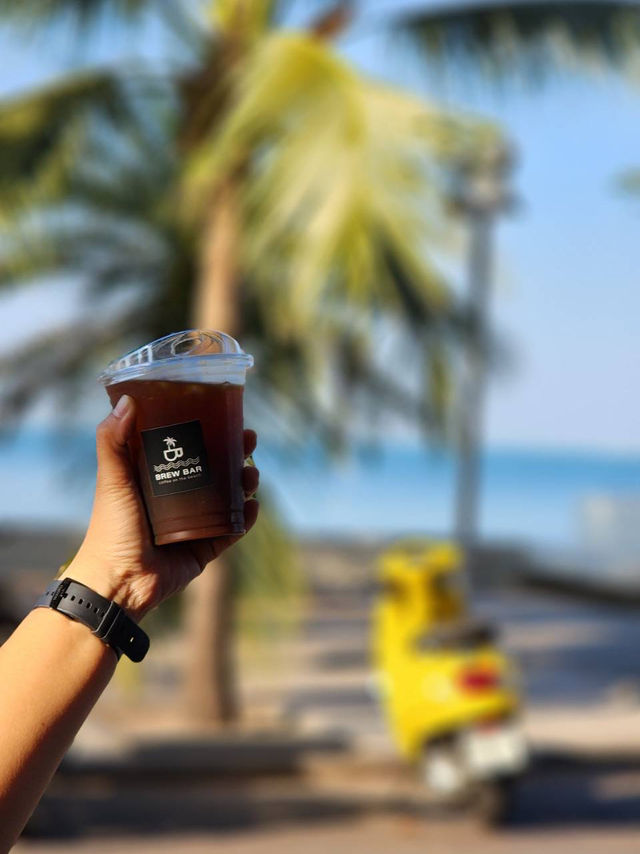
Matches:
[[98, 330, 254, 546]]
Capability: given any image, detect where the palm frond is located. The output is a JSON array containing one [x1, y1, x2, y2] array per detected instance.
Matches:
[[0, 203, 173, 291], [209, 0, 279, 41], [184, 33, 473, 331], [0, 306, 144, 424], [0, 70, 140, 218], [395, 1, 640, 78], [0, 14, 486, 450], [0, 0, 152, 28]]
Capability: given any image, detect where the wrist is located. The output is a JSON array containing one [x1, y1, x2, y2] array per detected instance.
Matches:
[[59, 559, 148, 624], [34, 577, 151, 663]]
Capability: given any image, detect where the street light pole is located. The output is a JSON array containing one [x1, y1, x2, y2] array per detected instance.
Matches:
[[449, 140, 516, 570], [455, 208, 493, 552]]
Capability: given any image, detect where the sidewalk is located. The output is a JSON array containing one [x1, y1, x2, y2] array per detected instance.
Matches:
[[11, 586, 640, 849]]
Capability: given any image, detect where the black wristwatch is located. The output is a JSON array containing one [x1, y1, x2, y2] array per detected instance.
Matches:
[[33, 578, 150, 662]]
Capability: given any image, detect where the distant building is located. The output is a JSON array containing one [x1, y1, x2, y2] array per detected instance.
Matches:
[[581, 496, 640, 558]]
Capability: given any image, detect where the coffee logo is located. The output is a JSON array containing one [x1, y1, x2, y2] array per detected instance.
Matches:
[[153, 436, 201, 474], [142, 420, 212, 497], [162, 436, 183, 463]]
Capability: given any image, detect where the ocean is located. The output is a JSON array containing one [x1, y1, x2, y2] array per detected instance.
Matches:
[[2, 429, 640, 551]]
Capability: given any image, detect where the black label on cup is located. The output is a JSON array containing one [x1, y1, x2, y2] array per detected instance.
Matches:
[[142, 420, 212, 497]]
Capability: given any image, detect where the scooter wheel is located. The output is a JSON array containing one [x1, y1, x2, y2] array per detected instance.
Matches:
[[472, 777, 517, 826], [420, 741, 467, 802]]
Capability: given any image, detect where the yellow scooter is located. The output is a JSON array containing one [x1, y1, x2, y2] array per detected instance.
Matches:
[[373, 539, 527, 821]]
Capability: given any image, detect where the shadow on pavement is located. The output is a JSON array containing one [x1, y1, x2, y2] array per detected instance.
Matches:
[[26, 785, 368, 840], [508, 752, 640, 829], [24, 747, 640, 840]]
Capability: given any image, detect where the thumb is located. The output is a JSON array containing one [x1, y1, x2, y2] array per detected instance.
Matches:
[[95, 395, 137, 492]]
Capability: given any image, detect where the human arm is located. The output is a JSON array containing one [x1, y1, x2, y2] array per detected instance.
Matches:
[[0, 395, 259, 850]]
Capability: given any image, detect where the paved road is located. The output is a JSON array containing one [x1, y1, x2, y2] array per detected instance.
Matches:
[[15, 806, 640, 853], [14, 586, 640, 850]]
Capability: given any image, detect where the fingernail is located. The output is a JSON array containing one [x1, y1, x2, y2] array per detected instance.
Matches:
[[113, 395, 132, 418]]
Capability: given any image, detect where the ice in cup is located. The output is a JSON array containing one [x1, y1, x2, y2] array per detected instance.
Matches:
[[98, 330, 254, 546]]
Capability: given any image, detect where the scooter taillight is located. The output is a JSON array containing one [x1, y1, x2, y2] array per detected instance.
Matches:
[[458, 667, 501, 692]]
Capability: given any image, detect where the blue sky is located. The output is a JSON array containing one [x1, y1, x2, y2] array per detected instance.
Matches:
[[1, 3, 640, 452], [460, 75, 640, 453], [341, 18, 640, 452]]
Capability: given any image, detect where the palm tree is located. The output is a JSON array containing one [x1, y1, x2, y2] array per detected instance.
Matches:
[[0, 1, 480, 722], [6, 0, 633, 722], [184, 0, 640, 721]]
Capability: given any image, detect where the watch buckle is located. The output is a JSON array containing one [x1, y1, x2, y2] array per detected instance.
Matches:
[[94, 601, 124, 644], [50, 578, 71, 610]]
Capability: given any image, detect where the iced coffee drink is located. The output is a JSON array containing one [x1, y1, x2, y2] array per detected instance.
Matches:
[[99, 330, 253, 546]]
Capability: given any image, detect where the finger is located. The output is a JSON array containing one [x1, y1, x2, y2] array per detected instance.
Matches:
[[242, 465, 259, 497], [243, 498, 259, 532], [208, 499, 260, 559], [243, 429, 257, 458], [95, 395, 137, 492], [186, 538, 217, 572]]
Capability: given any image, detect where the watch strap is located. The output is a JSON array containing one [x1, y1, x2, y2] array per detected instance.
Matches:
[[34, 578, 150, 663]]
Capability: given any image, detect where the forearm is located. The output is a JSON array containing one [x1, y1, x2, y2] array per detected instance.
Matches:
[[0, 605, 117, 850], [0, 400, 259, 851]]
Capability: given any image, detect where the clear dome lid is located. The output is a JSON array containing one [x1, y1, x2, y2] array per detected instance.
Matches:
[[98, 330, 254, 386]]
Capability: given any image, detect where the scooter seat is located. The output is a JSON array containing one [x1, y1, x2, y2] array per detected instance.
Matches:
[[415, 619, 497, 651]]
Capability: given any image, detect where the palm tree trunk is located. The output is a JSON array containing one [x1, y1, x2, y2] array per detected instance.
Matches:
[[183, 177, 240, 722]]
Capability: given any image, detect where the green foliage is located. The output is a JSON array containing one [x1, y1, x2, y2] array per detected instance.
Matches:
[[228, 488, 303, 602], [187, 33, 451, 324], [209, 0, 279, 41], [180, 28, 489, 443], [0, 0, 152, 28], [0, 0, 494, 606], [396, 1, 640, 80], [0, 6, 487, 445], [0, 72, 134, 220]]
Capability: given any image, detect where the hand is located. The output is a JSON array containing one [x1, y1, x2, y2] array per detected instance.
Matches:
[[61, 395, 259, 622]]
